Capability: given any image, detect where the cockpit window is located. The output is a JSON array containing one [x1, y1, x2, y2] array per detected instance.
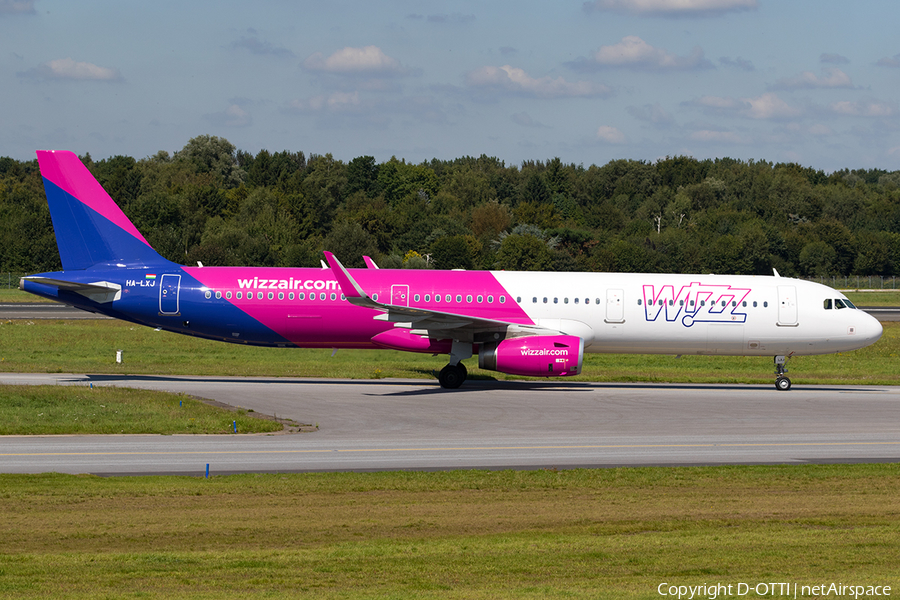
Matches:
[[834, 299, 846, 309], [844, 299, 857, 309], [824, 299, 832, 310]]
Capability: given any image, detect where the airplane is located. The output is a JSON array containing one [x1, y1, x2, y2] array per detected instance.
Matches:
[[20, 150, 883, 390]]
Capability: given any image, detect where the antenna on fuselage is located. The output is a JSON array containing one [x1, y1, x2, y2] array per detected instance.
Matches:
[[773, 268, 780, 277]]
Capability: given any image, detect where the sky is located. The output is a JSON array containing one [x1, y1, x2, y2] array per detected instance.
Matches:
[[2, 0, 900, 172]]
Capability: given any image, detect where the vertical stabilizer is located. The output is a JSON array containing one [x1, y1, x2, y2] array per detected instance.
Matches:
[[36, 150, 171, 270]]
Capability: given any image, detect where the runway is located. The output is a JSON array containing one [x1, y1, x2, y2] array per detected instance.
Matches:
[[2, 373, 899, 475]]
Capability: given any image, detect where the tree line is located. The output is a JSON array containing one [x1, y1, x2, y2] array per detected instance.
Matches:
[[2, 134, 900, 277]]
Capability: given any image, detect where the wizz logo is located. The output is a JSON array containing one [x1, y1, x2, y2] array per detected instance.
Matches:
[[643, 282, 751, 327]]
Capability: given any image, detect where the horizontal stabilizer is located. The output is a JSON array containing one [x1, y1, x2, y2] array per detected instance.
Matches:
[[21, 276, 122, 303]]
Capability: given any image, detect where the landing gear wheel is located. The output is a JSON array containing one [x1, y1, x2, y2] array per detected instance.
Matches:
[[438, 364, 466, 389], [775, 376, 792, 391]]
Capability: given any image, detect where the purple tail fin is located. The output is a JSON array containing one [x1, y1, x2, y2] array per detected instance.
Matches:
[[36, 150, 172, 270]]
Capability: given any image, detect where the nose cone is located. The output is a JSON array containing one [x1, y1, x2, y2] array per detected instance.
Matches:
[[858, 311, 884, 347]]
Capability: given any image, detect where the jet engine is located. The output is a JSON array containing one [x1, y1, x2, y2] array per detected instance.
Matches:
[[478, 335, 584, 378]]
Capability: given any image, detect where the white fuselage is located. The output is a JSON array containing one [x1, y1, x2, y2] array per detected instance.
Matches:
[[492, 272, 882, 356]]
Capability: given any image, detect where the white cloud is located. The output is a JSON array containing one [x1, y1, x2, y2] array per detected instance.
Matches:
[[466, 65, 610, 98], [820, 53, 849, 65], [287, 92, 362, 113], [0, 0, 34, 15], [302, 46, 402, 75], [228, 33, 294, 59], [589, 36, 711, 70], [690, 93, 801, 120], [583, 0, 757, 16], [19, 57, 122, 81], [771, 68, 854, 90], [511, 112, 549, 128], [627, 103, 675, 127], [876, 54, 900, 68], [808, 124, 833, 136], [596, 125, 626, 143], [690, 129, 746, 144], [829, 100, 895, 117], [205, 104, 252, 127], [719, 56, 755, 71]]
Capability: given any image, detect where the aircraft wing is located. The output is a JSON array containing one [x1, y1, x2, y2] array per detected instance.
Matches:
[[323, 252, 552, 340]]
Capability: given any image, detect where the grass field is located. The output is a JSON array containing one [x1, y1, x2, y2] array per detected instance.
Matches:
[[0, 318, 897, 386], [0, 465, 897, 599], [0, 384, 288, 435]]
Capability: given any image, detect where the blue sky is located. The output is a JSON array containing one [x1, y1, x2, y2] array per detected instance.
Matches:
[[3, 0, 900, 172]]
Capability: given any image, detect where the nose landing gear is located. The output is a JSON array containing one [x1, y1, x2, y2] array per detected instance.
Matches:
[[774, 355, 791, 391]]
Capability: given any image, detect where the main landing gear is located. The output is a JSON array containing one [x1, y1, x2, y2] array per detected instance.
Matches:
[[438, 362, 467, 389], [438, 341, 472, 389], [774, 355, 791, 391]]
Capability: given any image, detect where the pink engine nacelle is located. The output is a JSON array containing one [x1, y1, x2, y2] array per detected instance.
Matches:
[[478, 335, 584, 378]]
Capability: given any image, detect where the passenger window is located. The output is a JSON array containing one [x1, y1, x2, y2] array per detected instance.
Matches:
[[226, 291, 232, 300], [414, 294, 420, 302], [467, 295, 473, 303], [289, 292, 294, 300], [595, 298, 600, 304], [488, 295, 494, 303], [690, 300, 695, 307], [341, 294, 346, 301], [564, 298, 569, 304], [299, 292, 305, 300], [425, 294, 430, 302], [478, 295, 483, 303], [700, 301, 705, 306], [205, 291, 211, 299], [543, 297, 548, 304], [668, 300, 673, 306], [575, 298, 579, 304], [638, 299, 642, 306], [763, 301, 768, 308], [731, 301, 736, 307], [658, 300, 663, 306], [319, 292, 325, 300], [679, 300, 684, 306], [446, 294, 452, 302], [455, 295, 462, 303], [533, 297, 537, 303], [257, 292, 264, 300], [741, 301, 746, 307], [278, 292, 285, 300], [752, 301, 757, 307], [330, 293, 336, 301], [553, 298, 558, 304], [372, 293, 378, 301], [721, 300, 726, 307], [499, 296, 506, 303], [824, 299, 832, 310], [237, 292, 242, 300], [267, 292, 274, 300]]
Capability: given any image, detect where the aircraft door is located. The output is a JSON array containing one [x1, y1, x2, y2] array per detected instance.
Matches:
[[605, 288, 624, 323], [391, 284, 410, 307], [777, 285, 798, 326], [159, 274, 181, 315]]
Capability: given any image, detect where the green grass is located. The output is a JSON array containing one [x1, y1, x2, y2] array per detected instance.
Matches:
[[0, 384, 287, 435], [1, 319, 898, 386], [0, 288, 54, 302], [0, 465, 897, 599], [845, 290, 900, 306]]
